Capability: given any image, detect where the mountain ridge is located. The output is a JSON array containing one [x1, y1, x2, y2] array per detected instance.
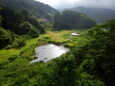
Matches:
[[59, 6, 115, 23], [0, 0, 58, 22]]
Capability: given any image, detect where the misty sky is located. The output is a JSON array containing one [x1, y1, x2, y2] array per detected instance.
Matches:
[[36, 0, 115, 10]]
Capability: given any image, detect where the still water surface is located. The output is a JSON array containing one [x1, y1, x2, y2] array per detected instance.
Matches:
[[30, 44, 69, 63]]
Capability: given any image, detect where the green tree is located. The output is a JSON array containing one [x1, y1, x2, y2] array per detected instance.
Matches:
[[29, 26, 39, 38], [1, 7, 23, 33], [0, 28, 12, 48], [19, 22, 32, 35], [19, 22, 40, 37], [28, 16, 46, 34], [87, 19, 115, 86]]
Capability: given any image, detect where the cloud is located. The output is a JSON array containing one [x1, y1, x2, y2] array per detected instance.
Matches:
[[36, 0, 115, 10], [76, 0, 115, 9]]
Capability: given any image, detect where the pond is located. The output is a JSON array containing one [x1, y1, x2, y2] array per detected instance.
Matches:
[[70, 33, 80, 36], [30, 44, 69, 63], [67, 32, 80, 39]]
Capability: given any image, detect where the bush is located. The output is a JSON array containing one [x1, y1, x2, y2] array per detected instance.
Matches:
[[12, 37, 26, 48], [76, 72, 105, 86], [28, 16, 46, 34], [29, 27, 39, 38], [0, 28, 12, 49], [19, 22, 40, 37], [86, 19, 115, 86], [19, 22, 32, 35]]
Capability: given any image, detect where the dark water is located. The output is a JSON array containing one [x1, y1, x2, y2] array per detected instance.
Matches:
[[30, 44, 69, 63]]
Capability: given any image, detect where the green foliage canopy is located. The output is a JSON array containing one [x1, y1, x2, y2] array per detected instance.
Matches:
[[0, 28, 12, 48], [53, 10, 96, 30], [19, 22, 39, 38]]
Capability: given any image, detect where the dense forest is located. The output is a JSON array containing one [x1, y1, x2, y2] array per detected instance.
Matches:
[[53, 10, 96, 30], [0, 4, 46, 49], [0, 0, 58, 22], [0, 0, 115, 86]]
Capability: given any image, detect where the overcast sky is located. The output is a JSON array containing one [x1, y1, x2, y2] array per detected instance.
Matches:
[[36, 0, 115, 10]]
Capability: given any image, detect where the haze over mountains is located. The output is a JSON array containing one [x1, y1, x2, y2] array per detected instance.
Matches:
[[36, 0, 115, 23], [0, 0, 97, 33], [69, 6, 115, 23], [1, 0, 115, 23], [58, 6, 115, 23], [36, 0, 115, 10]]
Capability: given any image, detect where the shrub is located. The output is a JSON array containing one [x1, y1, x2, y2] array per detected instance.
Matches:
[[12, 37, 26, 48], [29, 27, 39, 38], [0, 28, 12, 49], [19, 22, 40, 37], [19, 22, 32, 35]]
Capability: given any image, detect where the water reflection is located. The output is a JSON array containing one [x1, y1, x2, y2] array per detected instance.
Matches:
[[30, 44, 69, 63], [70, 33, 80, 36]]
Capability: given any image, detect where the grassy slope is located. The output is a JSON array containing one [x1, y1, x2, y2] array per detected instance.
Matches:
[[0, 38, 38, 64]]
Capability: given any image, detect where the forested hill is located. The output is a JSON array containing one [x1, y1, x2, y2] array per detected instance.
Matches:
[[0, 4, 46, 48], [69, 6, 115, 23], [0, 0, 97, 30], [0, 0, 58, 22], [53, 10, 96, 30]]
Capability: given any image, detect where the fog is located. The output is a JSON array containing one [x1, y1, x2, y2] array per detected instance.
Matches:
[[36, 0, 115, 10]]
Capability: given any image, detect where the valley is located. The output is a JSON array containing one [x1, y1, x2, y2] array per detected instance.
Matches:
[[0, 0, 115, 86]]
